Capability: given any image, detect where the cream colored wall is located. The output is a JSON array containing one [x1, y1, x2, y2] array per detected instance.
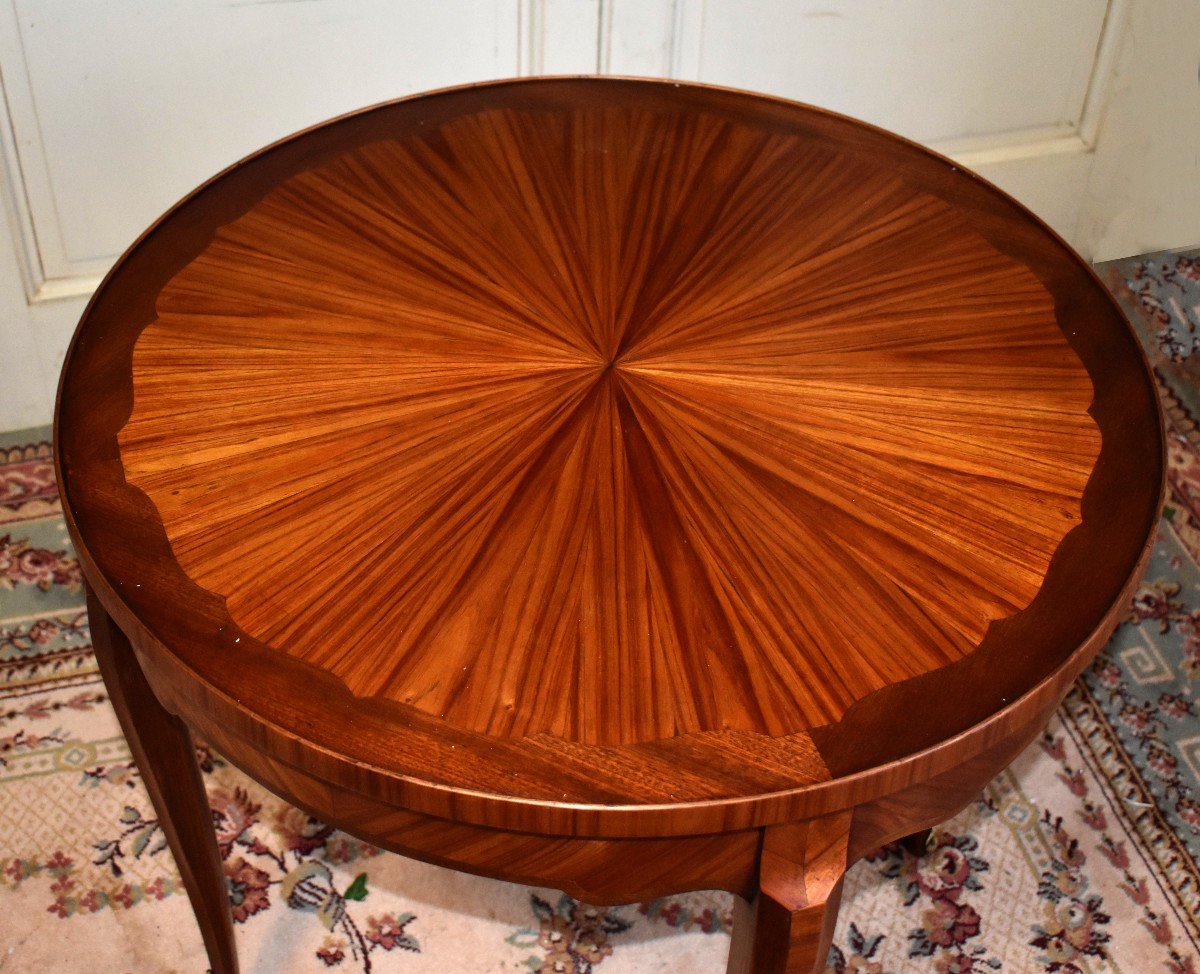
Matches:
[[0, 201, 82, 431], [1080, 0, 1200, 261], [1, 0, 1195, 431]]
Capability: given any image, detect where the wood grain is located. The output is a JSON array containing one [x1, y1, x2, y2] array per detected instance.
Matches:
[[57, 77, 1164, 974], [185, 704, 762, 907], [86, 588, 238, 974], [56, 78, 1163, 835], [727, 812, 851, 974], [118, 102, 1096, 748]]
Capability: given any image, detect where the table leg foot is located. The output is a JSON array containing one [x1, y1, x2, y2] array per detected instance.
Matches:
[[86, 588, 239, 974], [726, 811, 851, 974]]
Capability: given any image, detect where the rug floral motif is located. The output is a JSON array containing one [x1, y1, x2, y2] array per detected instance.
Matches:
[[0, 251, 1197, 972]]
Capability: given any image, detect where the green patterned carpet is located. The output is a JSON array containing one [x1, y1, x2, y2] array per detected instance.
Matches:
[[0, 251, 1197, 972]]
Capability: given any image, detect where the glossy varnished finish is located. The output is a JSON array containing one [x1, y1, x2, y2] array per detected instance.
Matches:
[[85, 590, 237, 974], [56, 78, 1161, 838], [728, 813, 851, 974], [121, 103, 1096, 748], [58, 78, 1162, 973], [182, 697, 762, 907]]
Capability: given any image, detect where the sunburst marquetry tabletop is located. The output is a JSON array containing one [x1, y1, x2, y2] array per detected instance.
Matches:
[[57, 79, 1162, 844]]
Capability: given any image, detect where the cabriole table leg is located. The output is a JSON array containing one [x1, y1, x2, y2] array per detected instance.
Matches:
[[85, 587, 239, 974], [726, 811, 852, 974]]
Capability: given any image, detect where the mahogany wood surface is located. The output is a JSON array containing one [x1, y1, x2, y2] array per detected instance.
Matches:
[[58, 76, 1164, 974], [83, 583, 1064, 974], [85, 589, 238, 974], [140, 631, 1080, 906], [727, 813, 851, 974], [55, 78, 1163, 842], [122, 105, 1097, 746]]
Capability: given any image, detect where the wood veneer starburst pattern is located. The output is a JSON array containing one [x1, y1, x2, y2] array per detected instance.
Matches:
[[119, 105, 1101, 746]]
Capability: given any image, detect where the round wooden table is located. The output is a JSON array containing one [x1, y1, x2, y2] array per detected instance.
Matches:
[[56, 78, 1164, 974]]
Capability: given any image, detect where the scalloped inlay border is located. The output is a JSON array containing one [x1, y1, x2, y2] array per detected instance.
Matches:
[[118, 103, 1100, 746]]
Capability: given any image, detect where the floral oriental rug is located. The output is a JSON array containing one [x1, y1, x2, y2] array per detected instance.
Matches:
[[1, 250, 1198, 973]]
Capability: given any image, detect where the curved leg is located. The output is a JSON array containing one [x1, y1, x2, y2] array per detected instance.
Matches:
[[727, 811, 851, 974], [86, 588, 239, 974]]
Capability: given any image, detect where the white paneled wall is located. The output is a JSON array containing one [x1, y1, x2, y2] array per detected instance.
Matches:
[[608, 0, 1108, 143], [1079, 0, 1200, 261], [1, 0, 1196, 430], [0, 0, 532, 298]]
